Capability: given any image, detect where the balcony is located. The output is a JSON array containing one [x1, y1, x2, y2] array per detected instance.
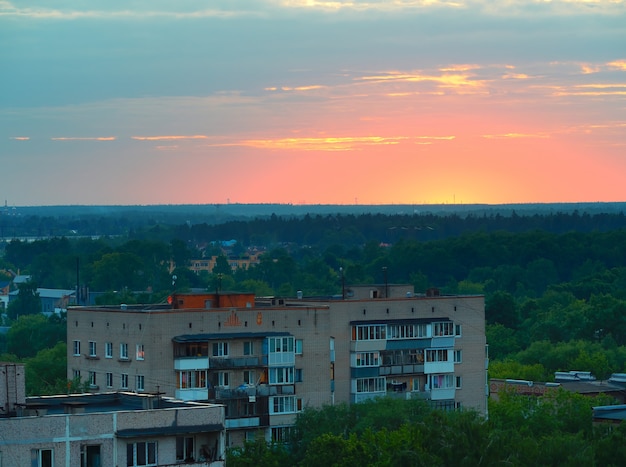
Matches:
[[175, 356, 209, 371], [379, 364, 424, 376], [208, 356, 262, 369]]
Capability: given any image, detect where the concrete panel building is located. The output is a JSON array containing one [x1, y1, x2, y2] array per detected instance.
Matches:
[[66, 285, 487, 447]]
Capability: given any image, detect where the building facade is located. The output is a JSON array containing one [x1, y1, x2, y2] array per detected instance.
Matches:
[[67, 285, 487, 447], [0, 363, 225, 466]]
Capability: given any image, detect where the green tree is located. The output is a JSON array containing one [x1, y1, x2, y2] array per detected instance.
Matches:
[[6, 314, 65, 358], [6, 280, 41, 320]]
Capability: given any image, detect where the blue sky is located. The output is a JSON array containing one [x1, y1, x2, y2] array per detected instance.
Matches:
[[2, 1, 625, 205]]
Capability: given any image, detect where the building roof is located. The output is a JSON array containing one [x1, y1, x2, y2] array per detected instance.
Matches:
[[25, 391, 218, 416], [116, 423, 223, 438]]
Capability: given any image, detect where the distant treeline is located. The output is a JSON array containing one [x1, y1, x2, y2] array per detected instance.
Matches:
[[1, 204, 625, 242]]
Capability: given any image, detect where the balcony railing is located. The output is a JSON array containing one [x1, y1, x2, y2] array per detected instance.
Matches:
[[208, 356, 262, 369]]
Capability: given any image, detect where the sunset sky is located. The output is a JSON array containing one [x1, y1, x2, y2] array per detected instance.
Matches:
[[1, 1, 625, 206]]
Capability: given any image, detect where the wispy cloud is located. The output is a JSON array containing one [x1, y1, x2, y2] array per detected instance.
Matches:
[[51, 136, 116, 141], [482, 132, 549, 139], [131, 135, 210, 141], [10, 136, 30, 140]]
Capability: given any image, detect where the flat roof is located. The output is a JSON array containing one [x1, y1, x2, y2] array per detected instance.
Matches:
[[25, 391, 218, 415]]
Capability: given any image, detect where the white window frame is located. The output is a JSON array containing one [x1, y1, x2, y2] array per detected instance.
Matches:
[[89, 371, 97, 387], [455, 324, 462, 337], [270, 395, 297, 414], [217, 371, 230, 388], [212, 342, 229, 357], [136, 375, 145, 392], [127, 441, 157, 467], [120, 343, 129, 360], [178, 370, 207, 389], [73, 340, 81, 356], [433, 322, 454, 337], [269, 367, 294, 385], [431, 374, 454, 389], [105, 342, 113, 358], [352, 324, 386, 341], [121, 373, 129, 389], [243, 370, 255, 385], [355, 377, 386, 393], [106, 372, 113, 388], [426, 349, 450, 362], [243, 341, 254, 356], [454, 349, 462, 363], [136, 344, 145, 361], [88, 341, 97, 357], [295, 339, 303, 355], [355, 351, 380, 367]]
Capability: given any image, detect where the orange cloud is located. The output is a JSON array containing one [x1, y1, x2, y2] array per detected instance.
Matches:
[[51, 137, 116, 141], [131, 135, 209, 141], [482, 132, 549, 139], [10, 136, 30, 141], [237, 135, 406, 151], [607, 60, 626, 71]]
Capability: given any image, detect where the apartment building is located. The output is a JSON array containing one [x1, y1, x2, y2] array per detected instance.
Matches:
[[0, 363, 225, 466], [67, 285, 487, 447]]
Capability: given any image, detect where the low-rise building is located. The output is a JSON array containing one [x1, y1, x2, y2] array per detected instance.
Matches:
[[0, 363, 225, 466]]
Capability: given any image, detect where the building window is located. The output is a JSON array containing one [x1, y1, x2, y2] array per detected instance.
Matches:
[[217, 371, 230, 388], [433, 322, 454, 337], [32, 448, 53, 467], [106, 372, 113, 388], [120, 343, 129, 360], [121, 373, 129, 389], [243, 341, 253, 356], [426, 349, 449, 362], [105, 342, 113, 358], [269, 367, 294, 385], [456, 376, 462, 389], [177, 370, 207, 389], [243, 370, 255, 385], [295, 339, 303, 355], [81, 444, 101, 467], [176, 436, 195, 462], [454, 350, 462, 363], [136, 375, 145, 392], [212, 342, 229, 357], [126, 441, 157, 467], [455, 324, 462, 337], [268, 336, 294, 353], [89, 371, 97, 387], [387, 323, 428, 339], [271, 427, 293, 443], [270, 395, 297, 414], [295, 368, 303, 382], [88, 341, 97, 357], [136, 344, 145, 361], [351, 324, 386, 341], [431, 374, 454, 389], [73, 369, 81, 380], [73, 340, 81, 356], [355, 377, 386, 393], [355, 351, 380, 367]]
